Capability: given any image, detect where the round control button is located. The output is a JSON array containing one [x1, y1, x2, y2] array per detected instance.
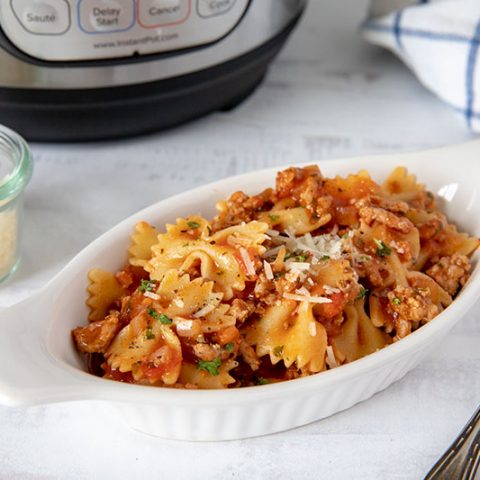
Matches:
[[138, 0, 190, 28], [10, 0, 70, 35], [78, 0, 135, 33], [197, 0, 236, 18]]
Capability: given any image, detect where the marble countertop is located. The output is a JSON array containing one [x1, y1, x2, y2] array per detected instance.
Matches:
[[1, 1, 479, 479]]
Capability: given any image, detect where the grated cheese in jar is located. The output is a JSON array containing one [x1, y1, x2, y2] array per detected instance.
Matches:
[[0, 206, 17, 279]]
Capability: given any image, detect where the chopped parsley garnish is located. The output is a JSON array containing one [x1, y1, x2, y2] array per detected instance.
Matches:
[[138, 279, 155, 293], [255, 377, 269, 385], [392, 297, 402, 306], [273, 345, 284, 357], [148, 307, 172, 325], [158, 314, 173, 325], [187, 220, 200, 229], [197, 358, 221, 376], [356, 287, 369, 300], [285, 250, 308, 262], [145, 327, 155, 340], [274, 271, 285, 279], [268, 214, 280, 222], [320, 255, 330, 261], [224, 342, 235, 353], [374, 239, 392, 257], [296, 253, 308, 262]]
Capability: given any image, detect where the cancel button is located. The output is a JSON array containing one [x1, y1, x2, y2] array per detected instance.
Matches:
[[139, 0, 190, 27]]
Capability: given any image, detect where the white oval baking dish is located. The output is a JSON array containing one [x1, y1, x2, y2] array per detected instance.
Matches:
[[0, 141, 479, 441]]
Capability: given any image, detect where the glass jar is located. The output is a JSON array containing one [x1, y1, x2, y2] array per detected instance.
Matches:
[[0, 125, 32, 283]]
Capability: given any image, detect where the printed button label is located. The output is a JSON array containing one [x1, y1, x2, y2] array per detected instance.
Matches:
[[138, 0, 190, 27], [11, 0, 70, 34], [197, 0, 236, 18], [79, 0, 135, 33]]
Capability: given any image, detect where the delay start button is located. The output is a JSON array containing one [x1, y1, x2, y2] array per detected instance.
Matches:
[[138, 0, 190, 28], [10, 0, 70, 35], [197, 0, 236, 18], [79, 0, 135, 33]]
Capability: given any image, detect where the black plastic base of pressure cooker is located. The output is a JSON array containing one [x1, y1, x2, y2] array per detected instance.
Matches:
[[0, 15, 301, 142]]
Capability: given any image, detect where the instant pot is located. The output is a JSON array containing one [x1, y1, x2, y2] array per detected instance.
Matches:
[[0, 0, 306, 141]]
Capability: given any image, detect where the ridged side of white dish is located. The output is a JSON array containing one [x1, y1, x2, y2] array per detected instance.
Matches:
[[113, 335, 439, 441]]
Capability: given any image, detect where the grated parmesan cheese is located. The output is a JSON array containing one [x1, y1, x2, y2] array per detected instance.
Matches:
[[263, 245, 284, 258], [0, 208, 17, 279], [283, 292, 332, 304], [173, 298, 185, 308], [326, 345, 338, 369], [263, 260, 274, 280], [239, 247, 256, 276], [296, 286, 310, 296], [176, 318, 194, 331], [285, 261, 310, 272], [143, 291, 160, 300], [323, 285, 341, 295], [265, 230, 344, 261], [193, 304, 215, 318]]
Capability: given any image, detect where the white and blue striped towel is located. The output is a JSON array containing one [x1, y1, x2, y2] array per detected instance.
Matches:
[[363, 0, 480, 132]]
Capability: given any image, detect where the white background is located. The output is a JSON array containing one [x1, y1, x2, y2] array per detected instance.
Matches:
[[1, 1, 479, 479]]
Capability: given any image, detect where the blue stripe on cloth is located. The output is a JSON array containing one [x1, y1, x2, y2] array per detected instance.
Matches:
[[393, 11, 404, 50], [363, 18, 480, 126], [446, 99, 480, 121], [364, 21, 470, 43], [465, 20, 480, 127]]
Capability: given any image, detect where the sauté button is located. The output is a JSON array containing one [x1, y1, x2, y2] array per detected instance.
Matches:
[[138, 0, 190, 27], [11, 0, 70, 35], [79, 0, 135, 33], [197, 0, 236, 18]]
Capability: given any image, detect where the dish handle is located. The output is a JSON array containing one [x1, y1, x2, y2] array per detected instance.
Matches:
[[0, 292, 92, 406]]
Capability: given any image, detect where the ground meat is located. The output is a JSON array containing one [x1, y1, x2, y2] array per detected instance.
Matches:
[[352, 256, 388, 288], [228, 298, 255, 323], [192, 343, 218, 361], [355, 198, 413, 233], [370, 195, 409, 214], [409, 190, 436, 210], [115, 269, 134, 289], [253, 272, 275, 299], [73, 311, 121, 353], [426, 254, 470, 295], [212, 189, 273, 231], [275, 165, 332, 217], [417, 212, 447, 241], [390, 239, 413, 263], [238, 338, 260, 371], [213, 326, 240, 346], [387, 286, 438, 340]]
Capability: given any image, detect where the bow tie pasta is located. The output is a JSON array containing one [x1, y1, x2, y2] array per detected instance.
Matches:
[[72, 165, 478, 388]]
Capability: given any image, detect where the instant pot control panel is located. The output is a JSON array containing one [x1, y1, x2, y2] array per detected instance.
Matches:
[[0, 0, 250, 61]]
